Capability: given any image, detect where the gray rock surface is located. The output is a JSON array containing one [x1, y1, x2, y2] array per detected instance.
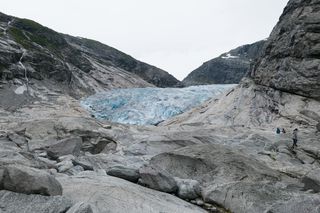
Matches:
[[0, 190, 73, 213], [46, 137, 82, 159], [0, 164, 62, 195], [251, 0, 320, 99], [58, 173, 205, 213], [183, 40, 266, 86], [107, 165, 140, 183], [66, 202, 94, 213], [175, 178, 201, 200], [139, 164, 178, 193]]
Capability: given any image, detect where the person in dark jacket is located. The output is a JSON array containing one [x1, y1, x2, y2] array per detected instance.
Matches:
[[292, 128, 298, 149]]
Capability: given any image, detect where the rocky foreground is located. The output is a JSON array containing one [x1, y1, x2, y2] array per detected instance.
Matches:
[[1, 0, 320, 212]]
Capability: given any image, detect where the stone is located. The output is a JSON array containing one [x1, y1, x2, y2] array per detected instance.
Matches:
[[302, 169, 320, 193], [66, 165, 85, 176], [72, 159, 94, 171], [46, 137, 82, 160], [1, 165, 62, 196], [174, 178, 201, 200], [139, 165, 178, 193], [56, 160, 74, 173], [66, 202, 94, 213], [58, 173, 205, 213], [107, 165, 140, 183], [7, 132, 27, 146], [0, 190, 73, 213]]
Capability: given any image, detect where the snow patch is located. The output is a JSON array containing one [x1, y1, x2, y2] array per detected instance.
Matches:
[[15, 85, 27, 95], [221, 53, 239, 59], [81, 84, 236, 125]]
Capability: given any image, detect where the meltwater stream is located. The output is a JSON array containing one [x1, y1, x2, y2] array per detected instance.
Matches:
[[81, 84, 236, 125]]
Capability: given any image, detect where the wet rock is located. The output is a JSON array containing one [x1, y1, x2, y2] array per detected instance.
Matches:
[[107, 165, 140, 183], [0, 165, 62, 196]]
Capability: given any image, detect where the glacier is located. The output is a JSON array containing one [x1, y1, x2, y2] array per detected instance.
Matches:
[[81, 84, 236, 125]]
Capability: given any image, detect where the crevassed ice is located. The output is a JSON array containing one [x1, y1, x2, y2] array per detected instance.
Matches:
[[81, 84, 236, 125]]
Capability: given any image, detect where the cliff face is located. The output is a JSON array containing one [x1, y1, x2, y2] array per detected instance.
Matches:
[[0, 12, 179, 101], [183, 40, 265, 86], [251, 0, 320, 100]]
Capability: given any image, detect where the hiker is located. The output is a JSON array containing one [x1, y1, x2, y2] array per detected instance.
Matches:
[[282, 128, 286, 134], [292, 128, 298, 149], [276, 127, 281, 134]]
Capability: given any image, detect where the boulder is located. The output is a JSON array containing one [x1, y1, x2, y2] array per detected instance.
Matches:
[[302, 169, 320, 193], [139, 165, 178, 193], [67, 202, 94, 213], [0, 165, 62, 196], [46, 137, 82, 160], [0, 190, 73, 213], [175, 178, 201, 200], [58, 173, 205, 213], [107, 166, 140, 183]]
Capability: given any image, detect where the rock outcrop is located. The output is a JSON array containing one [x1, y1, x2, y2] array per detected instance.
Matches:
[[251, 0, 320, 100], [183, 40, 265, 86], [0, 165, 62, 196]]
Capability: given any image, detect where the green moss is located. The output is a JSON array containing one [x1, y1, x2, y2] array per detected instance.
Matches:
[[9, 18, 67, 53], [17, 19, 44, 33], [8, 27, 31, 48]]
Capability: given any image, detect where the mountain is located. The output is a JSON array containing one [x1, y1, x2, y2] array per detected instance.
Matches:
[[183, 40, 266, 86], [1, 1, 320, 213], [251, 0, 320, 100], [0, 12, 180, 101]]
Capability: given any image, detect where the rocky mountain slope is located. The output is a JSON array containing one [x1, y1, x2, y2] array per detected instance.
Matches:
[[183, 40, 266, 86], [1, 0, 320, 213], [251, 0, 320, 100], [0, 12, 179, 103]]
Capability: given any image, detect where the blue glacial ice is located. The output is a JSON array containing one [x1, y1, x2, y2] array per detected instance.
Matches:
[[81, 84, 236, 125]]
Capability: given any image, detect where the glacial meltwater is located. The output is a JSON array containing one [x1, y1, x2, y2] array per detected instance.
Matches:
[[81, 84, 236, 125]]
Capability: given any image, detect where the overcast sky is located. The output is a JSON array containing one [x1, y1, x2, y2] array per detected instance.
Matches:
[[2, 0, 289, 80]]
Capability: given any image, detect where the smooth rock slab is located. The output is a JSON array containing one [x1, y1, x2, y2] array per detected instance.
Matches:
[[58, 173, 205, 213], [0, 190, 73, 213], [0, 165, 62, 196]]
